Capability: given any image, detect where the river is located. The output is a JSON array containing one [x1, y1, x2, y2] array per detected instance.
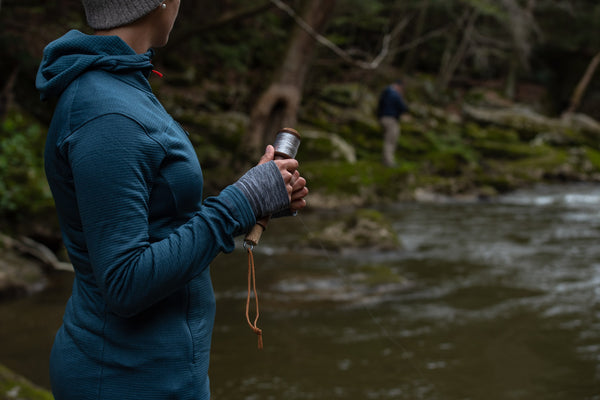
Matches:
[[1, 183, 599, 399]]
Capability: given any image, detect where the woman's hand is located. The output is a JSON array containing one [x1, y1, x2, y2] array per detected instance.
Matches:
[[258, 145, 308, 212]]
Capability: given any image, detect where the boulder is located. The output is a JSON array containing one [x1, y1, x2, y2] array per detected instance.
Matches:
[[306, 209, 400, 252], [462, 104, 600, 139], [0, 234, 72, 300], [300, 129, 357, 163]]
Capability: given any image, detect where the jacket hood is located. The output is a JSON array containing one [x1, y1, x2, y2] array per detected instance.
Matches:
[[36, 30, 154, 100]]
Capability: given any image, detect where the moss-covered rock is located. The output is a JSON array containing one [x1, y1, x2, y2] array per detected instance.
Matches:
[[305, 208, 400, 251], [463, 104, 600, 142], [297, 129, 356, 163], [355, 264, 409, 286], [0, 364, 53, 400], [302, 160, 414, 203], [0, 237, 47, 301]]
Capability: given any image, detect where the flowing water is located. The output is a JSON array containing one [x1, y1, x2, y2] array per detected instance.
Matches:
[[1, 183, 600, 399]]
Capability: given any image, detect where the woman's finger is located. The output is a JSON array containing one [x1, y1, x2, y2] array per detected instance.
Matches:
[[257, 145, 275, 165]]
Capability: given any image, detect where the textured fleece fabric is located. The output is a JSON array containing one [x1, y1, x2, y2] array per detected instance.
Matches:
[[234, 162, 292, 219], [36, 29, 287, 400]]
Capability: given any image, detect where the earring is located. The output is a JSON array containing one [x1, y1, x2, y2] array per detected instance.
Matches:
[[161, 3, 166, 9]]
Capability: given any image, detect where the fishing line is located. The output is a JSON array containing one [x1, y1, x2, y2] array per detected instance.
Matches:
[[295, 215, 406, 348], [243, 127, 436, 393], [295, 214, 434, 389], [243, 128, 301, 350], [272, 129, 301, 159]]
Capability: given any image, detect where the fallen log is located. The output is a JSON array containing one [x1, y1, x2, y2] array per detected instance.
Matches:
[[0, 233, 72, 272]]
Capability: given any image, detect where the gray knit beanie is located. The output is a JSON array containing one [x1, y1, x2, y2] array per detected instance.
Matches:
[[82, 0, 164, 30]]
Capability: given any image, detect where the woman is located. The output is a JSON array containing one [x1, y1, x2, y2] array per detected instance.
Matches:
[[35, 1, 308, 399]]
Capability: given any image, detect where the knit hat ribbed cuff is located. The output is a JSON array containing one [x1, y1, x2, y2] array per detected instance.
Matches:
[[82, 0, 164, 30]]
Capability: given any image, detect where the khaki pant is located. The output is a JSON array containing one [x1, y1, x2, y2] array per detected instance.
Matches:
[[379, 116, 400, 167]]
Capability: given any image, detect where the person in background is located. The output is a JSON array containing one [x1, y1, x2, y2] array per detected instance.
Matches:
[[35, 1, 308, 399], [377, 79, 409, 167]]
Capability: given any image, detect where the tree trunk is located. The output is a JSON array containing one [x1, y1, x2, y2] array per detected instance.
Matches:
[[504, 57, 519, 99], [437, 9, 477, 92], [243, 0, 337, 159], [402, 0, 430, 74], [0, 67, 18, 119], [501, 0, 539, 100], [565, 51, 600, 114]]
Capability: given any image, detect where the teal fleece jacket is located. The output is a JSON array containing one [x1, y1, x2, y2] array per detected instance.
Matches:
[[36, 30, 288, 400]]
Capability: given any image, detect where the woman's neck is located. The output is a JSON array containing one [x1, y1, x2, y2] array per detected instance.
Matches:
[[95, 24, 153, 54]]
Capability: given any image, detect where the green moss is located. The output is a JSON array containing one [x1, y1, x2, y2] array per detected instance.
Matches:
[[397, 127, 432, 155], [305, 208, 400, 251], [318, 83, 368, 107], [302, 160, 413, 199], [356, 264, 407, 285], [0, 364, 53, 400], [585, 147, 600, 170], [178, 111, 249, 169], [299, 136, 340, 162], [473, 172, 519, 193], [464, 123, 521, 142], [511, 148, 568, 171], [424, 148, 477, 176], [472, 140, 548, 159], [352, 208, 386, 223], [0, 113, 54, 218]]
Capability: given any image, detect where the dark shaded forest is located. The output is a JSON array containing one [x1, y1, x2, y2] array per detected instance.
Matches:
[[1, 0, 600, 238]]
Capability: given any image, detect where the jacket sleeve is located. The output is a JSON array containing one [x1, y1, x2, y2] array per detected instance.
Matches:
[[66, 113, 256, 317]]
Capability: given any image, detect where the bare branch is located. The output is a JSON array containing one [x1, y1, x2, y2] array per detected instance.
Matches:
[[566, 51, 600, 114], [0, 234, 73, 272], [169, 2, 274, 49], [270, 0, 404, 70], [391, 25, 449, 55]]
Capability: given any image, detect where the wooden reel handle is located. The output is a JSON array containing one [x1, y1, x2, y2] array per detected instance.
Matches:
[[244, 128, 300, 247]]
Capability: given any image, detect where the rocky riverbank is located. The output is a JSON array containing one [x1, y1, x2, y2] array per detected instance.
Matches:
[[0, 234, 71, 301], [296, 82, 600, 207], [2, 81, 600, 300], [1, 85, 600, 392]]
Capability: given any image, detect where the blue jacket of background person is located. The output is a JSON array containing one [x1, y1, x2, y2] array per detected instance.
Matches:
[[36, 30, 258, 400], [377, 84, 409, 119]]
